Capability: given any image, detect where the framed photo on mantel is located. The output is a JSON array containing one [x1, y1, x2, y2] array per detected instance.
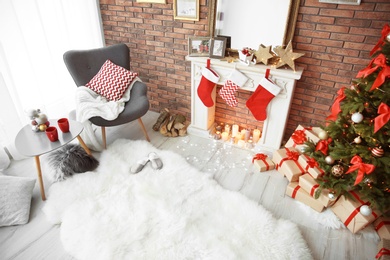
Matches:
[[210, 37, 227, 59], [188, 37, 210, 57]]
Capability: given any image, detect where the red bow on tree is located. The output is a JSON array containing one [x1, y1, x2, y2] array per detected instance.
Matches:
[[292, 130, 307, 145], [252, 153, 268, 163], [315, 138, 332, 155], [370, 24, 390, 56], [357, 54, 390, 91], [374, 103, 390, 133], [326, 87, 346, 123], [345, 155, 376, 186]]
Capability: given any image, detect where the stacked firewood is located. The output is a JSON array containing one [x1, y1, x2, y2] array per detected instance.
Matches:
[[152, 108, 189, 137]]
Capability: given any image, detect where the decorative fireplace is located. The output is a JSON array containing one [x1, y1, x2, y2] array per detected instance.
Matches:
[[186, 56, 303, 153]]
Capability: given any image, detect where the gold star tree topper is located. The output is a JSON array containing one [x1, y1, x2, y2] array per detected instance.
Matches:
[[254, 44, 274, 65], [273, 41, 304, 71]]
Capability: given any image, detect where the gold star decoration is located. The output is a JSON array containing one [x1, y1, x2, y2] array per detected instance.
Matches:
[[254, 44, 274, 65], [273, 41, 304, 71]]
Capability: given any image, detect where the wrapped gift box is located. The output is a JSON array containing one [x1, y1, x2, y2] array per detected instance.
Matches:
[[298, 154, 325, 179], [376, 239, 390, 260], [285, 125, 323, 153], [331, 191, 381, 233], [374, 217, 390, 240], [285, 182, 325, 213], [273, 147, 306, 182], [252, 153, 275, 172], [298, 174, 336, 207]]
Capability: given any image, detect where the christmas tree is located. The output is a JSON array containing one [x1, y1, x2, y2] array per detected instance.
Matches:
[[305, 24, 390, 212]]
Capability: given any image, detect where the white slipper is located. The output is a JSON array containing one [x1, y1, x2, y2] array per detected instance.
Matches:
[[130, 157, 149, 174], [149, 152, 163, 170]]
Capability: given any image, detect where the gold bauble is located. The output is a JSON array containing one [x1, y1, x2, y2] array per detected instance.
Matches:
[[39, 124, 47, 131]]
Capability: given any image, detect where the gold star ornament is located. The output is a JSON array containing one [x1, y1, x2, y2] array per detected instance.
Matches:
[[273, 41, 304, 71], [254, 44, 274, 65]]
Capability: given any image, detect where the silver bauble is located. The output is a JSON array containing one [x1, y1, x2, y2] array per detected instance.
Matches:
[[328, 192, 336, 200], [360, 205, 372, 216], [318, 130, 328, 140], [351, 112, 363, 123], [325, 155, 335, 165], [354, 136, 362, 144]]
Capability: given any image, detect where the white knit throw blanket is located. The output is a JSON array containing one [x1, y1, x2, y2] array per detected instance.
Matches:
[[75, 78, 141, 151]]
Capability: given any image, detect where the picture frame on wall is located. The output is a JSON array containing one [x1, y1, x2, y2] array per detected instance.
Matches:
[[188, 37, 211, 57], [136, 0, 166, 3], [174, 0, 199, 21], [210, 37, 227, 59]]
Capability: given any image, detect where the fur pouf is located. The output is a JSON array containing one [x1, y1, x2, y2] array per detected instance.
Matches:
[[48, 144, 99, 182]]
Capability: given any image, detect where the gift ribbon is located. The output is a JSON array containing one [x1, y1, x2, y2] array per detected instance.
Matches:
[[310, 184, 319, 197], [303, 155, 324, 174], [374, 103, 390, 133], [292, 185, 301, 198], [344, 191, 377, 227], [375, 221, 390, 231], [357, 54, 390, 91], [252, 153, 270, 171], [276, 148, 305, 174], [315, 138, 332, 155], [291, 129, 307, 146], [345, 155, 376, 185], [370, 24, 390, 56], [326, 87, 346, 122], [376, 248, 390, 259]]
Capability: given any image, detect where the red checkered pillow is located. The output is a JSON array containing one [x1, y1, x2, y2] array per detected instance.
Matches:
[[86, 59, 138, 101]]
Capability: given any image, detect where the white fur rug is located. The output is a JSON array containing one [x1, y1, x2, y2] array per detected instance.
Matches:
[[43, 139, 313, 260]]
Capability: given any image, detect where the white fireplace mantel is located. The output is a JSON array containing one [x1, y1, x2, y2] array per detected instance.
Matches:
[[186, 56, 303, 153]]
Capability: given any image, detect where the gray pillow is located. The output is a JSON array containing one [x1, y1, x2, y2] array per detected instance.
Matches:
[[0, 175, 36, 227]]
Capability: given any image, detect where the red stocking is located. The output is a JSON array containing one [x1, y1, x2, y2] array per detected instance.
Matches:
[[197, 67, 220, 107], [246, 71, 281, 121]]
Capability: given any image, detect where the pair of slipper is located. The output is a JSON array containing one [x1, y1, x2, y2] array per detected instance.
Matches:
[[130, 152, 163, 174]]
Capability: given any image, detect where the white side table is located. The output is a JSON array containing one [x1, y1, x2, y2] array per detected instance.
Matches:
[[15, 119, 91, 200]]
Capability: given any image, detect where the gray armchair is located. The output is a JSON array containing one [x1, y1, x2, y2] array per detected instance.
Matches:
[[63, 43, 150, 149]]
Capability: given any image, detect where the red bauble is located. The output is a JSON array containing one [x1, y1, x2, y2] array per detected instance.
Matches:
[[371, 147, 384, 157]]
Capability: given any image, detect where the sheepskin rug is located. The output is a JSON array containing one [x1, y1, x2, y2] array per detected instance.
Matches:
[[43, 139, 312, 260]]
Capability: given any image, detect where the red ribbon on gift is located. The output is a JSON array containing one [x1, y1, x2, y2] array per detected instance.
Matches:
[[292, 185, 301, 198], [315, 138, 332, 155], [345, 155, 376, 185], [357, 54, 390, 91], [375, 221, 390, 231], [376, 248, 390, 259], [291, 129, 307, 146], [370, 24, 390, 56], [326, 87, 346, 123], [252, 153, 270, 171], [344, 191, 377, 227], [310, 184, 319, 197], [303, 155, 325, 175], [374, 103, 390, 133], [276, 148, 305, 174]]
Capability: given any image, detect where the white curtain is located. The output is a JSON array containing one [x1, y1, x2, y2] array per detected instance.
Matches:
[[0, 0, 104, 161]]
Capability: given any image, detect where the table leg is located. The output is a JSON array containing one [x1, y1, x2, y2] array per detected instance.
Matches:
[[77, 135, 92, 155], [34, 156, 46, 201]]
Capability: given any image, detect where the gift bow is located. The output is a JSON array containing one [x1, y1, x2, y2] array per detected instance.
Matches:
[[252, 153, 268, 163], [286, 150, 299, 161], [357, 54, 390, 91], [326, 87, 346, 122], [292, 130, 307, 145], [315, 138, 332, 155], [345, 155, 376, 185], [306, 157, 319, 168], [370, 24, 390, 56], [376, 248, 390, 259], [374, 103, 390, 133]]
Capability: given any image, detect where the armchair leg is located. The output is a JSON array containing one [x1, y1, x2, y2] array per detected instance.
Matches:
[[101, 126, 107, 149], [138, 118, 150, 142]]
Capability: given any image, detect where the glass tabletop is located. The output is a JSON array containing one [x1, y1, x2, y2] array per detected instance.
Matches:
[[15, 119, 84, 157]]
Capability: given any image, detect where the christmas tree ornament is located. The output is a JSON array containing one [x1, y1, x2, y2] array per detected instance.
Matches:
[[197, 65, 220, 107], [331, 164, 344, 177], [359, 205, 372, 216], [318, 130, 328, 140], [219, 68, 248, 107], [325, 155, 335, 165], [353, 136, 362, 144], [328, 191, 336, 200], [273, 41, 304, 71], [326, 87, 346, 122], [246, 69, 281, 121], [345, 155, 376, 185], [371, 147, 384, 157], [351, 112, 363, 123], [374, 103, 390, 133], [254, 44, 274, 65]]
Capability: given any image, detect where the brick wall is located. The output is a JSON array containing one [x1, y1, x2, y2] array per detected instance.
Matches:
[[99, 0, 389, 142]]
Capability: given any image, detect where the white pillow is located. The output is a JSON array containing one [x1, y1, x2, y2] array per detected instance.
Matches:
[[0, 176, 36, 227]]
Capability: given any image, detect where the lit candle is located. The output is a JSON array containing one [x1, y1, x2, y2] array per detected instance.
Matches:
[[214, 131, 221, 140], [253, 129, 261, 143], [232, 124, 239, 137], [235, 132, 243, 143], [245, 128, 251, 142], [237, 140, 245, 148], [221, 131, 229, 141], [245, 139, 253, 149], [216, 125, 222, 132], [225, 124, 231, 135]]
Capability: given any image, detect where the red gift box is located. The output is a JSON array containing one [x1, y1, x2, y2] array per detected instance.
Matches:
[[298, 154, 325, 179], [331, 191, 381, 233], [252, 153, 275, 172], [285, 125, 322, 153], [285, 182, 325, 213], [374, 217, 390, 240], [273, 147, 305, 182], [298, 174, 336, 207]]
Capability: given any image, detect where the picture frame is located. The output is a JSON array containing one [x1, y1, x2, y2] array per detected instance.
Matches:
[[188, 37, 211, 57], [174, 0, 199, 21], [136, 0, 166, 3], [210, 37, 227, 59]]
